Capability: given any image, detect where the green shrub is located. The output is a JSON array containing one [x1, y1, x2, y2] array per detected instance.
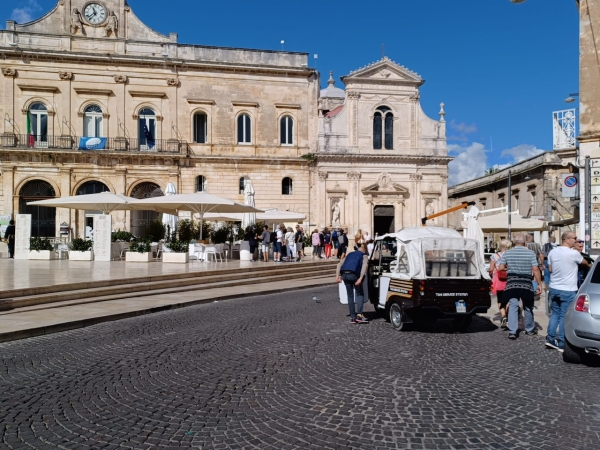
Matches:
[[210, 225, 231, 244], [111, 230, 135, 242], [144, 220, 165, 242], [130, 240, 152, 253], [29, 237, 53, 252], [70, 238, 93, 251], [166, 240, 189, 253], [178, 219, 195, 242]]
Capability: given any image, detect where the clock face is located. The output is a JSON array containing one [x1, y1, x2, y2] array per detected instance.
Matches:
[[84, 3, 107, 25]]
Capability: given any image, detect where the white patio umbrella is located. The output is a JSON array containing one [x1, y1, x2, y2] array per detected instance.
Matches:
[[161, 183, 178, 239], [198, 213, 242, 222], [241, 181, 256, 229], [461, 212, 547, 233], [257, 209, 305, 222], [27, 192, 142, 214], [131, 192, 263, 240]]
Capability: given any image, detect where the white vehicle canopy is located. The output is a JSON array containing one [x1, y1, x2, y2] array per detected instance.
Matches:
[[375, 227, 490, 281]]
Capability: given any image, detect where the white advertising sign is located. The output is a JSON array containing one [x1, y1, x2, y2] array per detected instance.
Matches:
[[93, 215, 112, 262], [14, 214, 31, 260], [592, 213, 600, 221]]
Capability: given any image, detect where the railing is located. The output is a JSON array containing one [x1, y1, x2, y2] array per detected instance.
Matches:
[[0, 134, 189, 155]]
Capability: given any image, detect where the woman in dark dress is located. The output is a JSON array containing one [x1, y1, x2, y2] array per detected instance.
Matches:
[[4, 220, 15, 259]]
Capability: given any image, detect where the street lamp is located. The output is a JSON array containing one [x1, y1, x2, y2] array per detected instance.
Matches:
[[565, 92, 579, 103]]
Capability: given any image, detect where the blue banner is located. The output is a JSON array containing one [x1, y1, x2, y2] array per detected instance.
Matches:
[[79, 137, 107, 150]]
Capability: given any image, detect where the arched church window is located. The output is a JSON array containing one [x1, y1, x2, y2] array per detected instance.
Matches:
[[373, 106, 393, 150]]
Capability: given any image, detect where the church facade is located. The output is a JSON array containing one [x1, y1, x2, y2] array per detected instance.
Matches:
[[0, 0, 449, 240]]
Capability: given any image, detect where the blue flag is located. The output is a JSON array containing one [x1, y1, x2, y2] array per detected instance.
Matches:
[[143, 123, 155, 149], [79, 137, 107, 150]]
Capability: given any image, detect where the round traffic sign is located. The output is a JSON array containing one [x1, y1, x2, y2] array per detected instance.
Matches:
[[564, 176, 578, 188]]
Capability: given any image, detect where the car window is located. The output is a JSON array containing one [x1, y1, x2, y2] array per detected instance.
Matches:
[[424, 249, 478, 278]]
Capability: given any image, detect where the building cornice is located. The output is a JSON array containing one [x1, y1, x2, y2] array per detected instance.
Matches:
[[0, 49, 314, 78], [316, 153, 452, 165]]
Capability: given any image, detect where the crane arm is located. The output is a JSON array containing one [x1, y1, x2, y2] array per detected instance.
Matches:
[[421, 201, 476, 226]]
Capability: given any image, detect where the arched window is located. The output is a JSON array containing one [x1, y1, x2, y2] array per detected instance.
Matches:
[[19, 179, 56, 237], [193, 112, 207, 144], [196, 175, 207, 192], [239, 176, 249, 194], [138, 108, 156, 149], [280, 116, 294, 145], [83, 105, 103, 138], [373, 106, 393, 150], [237, 114, 251, 144], [76, 180, 109, 195], [28, 102, 48, 145], [282, 177, 293, 195]]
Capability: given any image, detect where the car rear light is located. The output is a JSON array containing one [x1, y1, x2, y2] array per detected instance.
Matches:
[[575, 294, 590, 313]]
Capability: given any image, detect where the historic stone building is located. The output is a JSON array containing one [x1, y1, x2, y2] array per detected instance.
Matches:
[[0, 0, 449, 239], [315, 63, 450, 236]]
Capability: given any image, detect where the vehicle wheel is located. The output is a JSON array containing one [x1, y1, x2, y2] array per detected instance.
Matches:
[[451, 315, 473, 332], [389, 301, 406, 331], [563, 339, 583, 364]]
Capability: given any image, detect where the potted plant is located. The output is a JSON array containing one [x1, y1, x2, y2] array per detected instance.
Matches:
[[28, 237, 56, 260], [69, 238, 94, 261], [163, 240, 190, 263], [125, 239, 153, 262], [112, 230, 135, 260]]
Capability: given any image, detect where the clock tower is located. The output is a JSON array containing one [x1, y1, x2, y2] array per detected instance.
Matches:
[[63, 0, 125, 39]]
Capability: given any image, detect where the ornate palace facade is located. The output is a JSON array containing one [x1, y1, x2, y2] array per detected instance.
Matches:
[[0, 0, 449, 239]]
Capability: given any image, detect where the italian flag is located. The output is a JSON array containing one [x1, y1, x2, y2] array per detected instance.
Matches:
[[26, 111, 34, 147]]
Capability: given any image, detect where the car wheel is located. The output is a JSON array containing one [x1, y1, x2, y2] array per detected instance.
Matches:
[[451, 315, 473, 332], [563, 339, 583, 364], [389, 301, 406, 331]]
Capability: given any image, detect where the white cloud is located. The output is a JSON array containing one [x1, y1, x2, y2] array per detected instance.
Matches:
[[449, 119, 477, 135], [500, 144, 545, 163], [11, 0, 41, 24], [448, 142, 488, 186]]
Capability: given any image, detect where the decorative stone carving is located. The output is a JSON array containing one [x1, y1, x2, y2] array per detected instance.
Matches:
[[58, 72, 73, 80], [317, 172, 328, 181], [1, 68, 17, 77], [379, 69, 391, 78], [166, 78, 179, 87], [70, 8, 86, 35], [114, 75, 128, 84], [105, 12, 118, 37], [347, 91, 360, 100], [377, 173, 393, 190], [331, 201, 341, 227], [440, 174, 449, 180], [409, 174, 423, 181], [347, 171, 361, 180], [425, 201, 435, 217]]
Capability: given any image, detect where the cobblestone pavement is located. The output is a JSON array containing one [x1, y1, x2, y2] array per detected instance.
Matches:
[[1, 286, 599, 450]]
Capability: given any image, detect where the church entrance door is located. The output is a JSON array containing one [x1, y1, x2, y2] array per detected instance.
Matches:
[[374, 205, 395, 236]]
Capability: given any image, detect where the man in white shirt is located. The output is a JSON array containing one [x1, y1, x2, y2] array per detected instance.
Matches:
[[546, 231, 590, 352]]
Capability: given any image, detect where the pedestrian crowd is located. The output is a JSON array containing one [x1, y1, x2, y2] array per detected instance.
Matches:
[[245, 224, 375, 264], [488, 231, 592, 352]]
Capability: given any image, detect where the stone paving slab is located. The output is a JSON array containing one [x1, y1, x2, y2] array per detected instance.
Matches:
[[0, 286, 598, 450], [0, 275, 334, 342]]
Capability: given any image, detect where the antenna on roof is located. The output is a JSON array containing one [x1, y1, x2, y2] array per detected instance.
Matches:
[[281, 40, 285, 50], [382, 44, 384, 58]]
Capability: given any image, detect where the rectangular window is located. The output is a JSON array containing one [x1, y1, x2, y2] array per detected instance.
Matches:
[[194, 114, 207, 143]]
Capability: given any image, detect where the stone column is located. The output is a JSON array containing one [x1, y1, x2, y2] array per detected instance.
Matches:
[[1, 68, 17, 136], [395, 199, 404, 230], [57, 168, 72, 236], [347, 171, 361, 236], [410, 173, 422, 227], [317, 171, 328, 228], [58, 72, 73, 137], [347, 91, 360, 148], [1, 165, 14, 216]]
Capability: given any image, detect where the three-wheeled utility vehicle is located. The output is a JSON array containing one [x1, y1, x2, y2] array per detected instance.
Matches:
[[368, 227, 491, 332]]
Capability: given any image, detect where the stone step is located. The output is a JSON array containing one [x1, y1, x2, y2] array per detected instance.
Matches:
[[0, 275, 336, 343], [0, 259, 338, 300], [0, 266, 337, 314]]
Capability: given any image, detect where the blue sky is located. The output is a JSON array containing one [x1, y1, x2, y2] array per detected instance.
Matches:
[[2, 0, 579, 185]]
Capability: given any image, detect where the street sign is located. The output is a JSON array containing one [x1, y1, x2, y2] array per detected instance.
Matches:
[[593, 212, 600, 221], [592, 175, 600, 186], [592, 193, 600, 204], [592, 185, 600, 195], [592, 222, 600, 230], [561, 174, 578, 197], [593, 230, 600, 240], [593, 204, 600, 212]]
